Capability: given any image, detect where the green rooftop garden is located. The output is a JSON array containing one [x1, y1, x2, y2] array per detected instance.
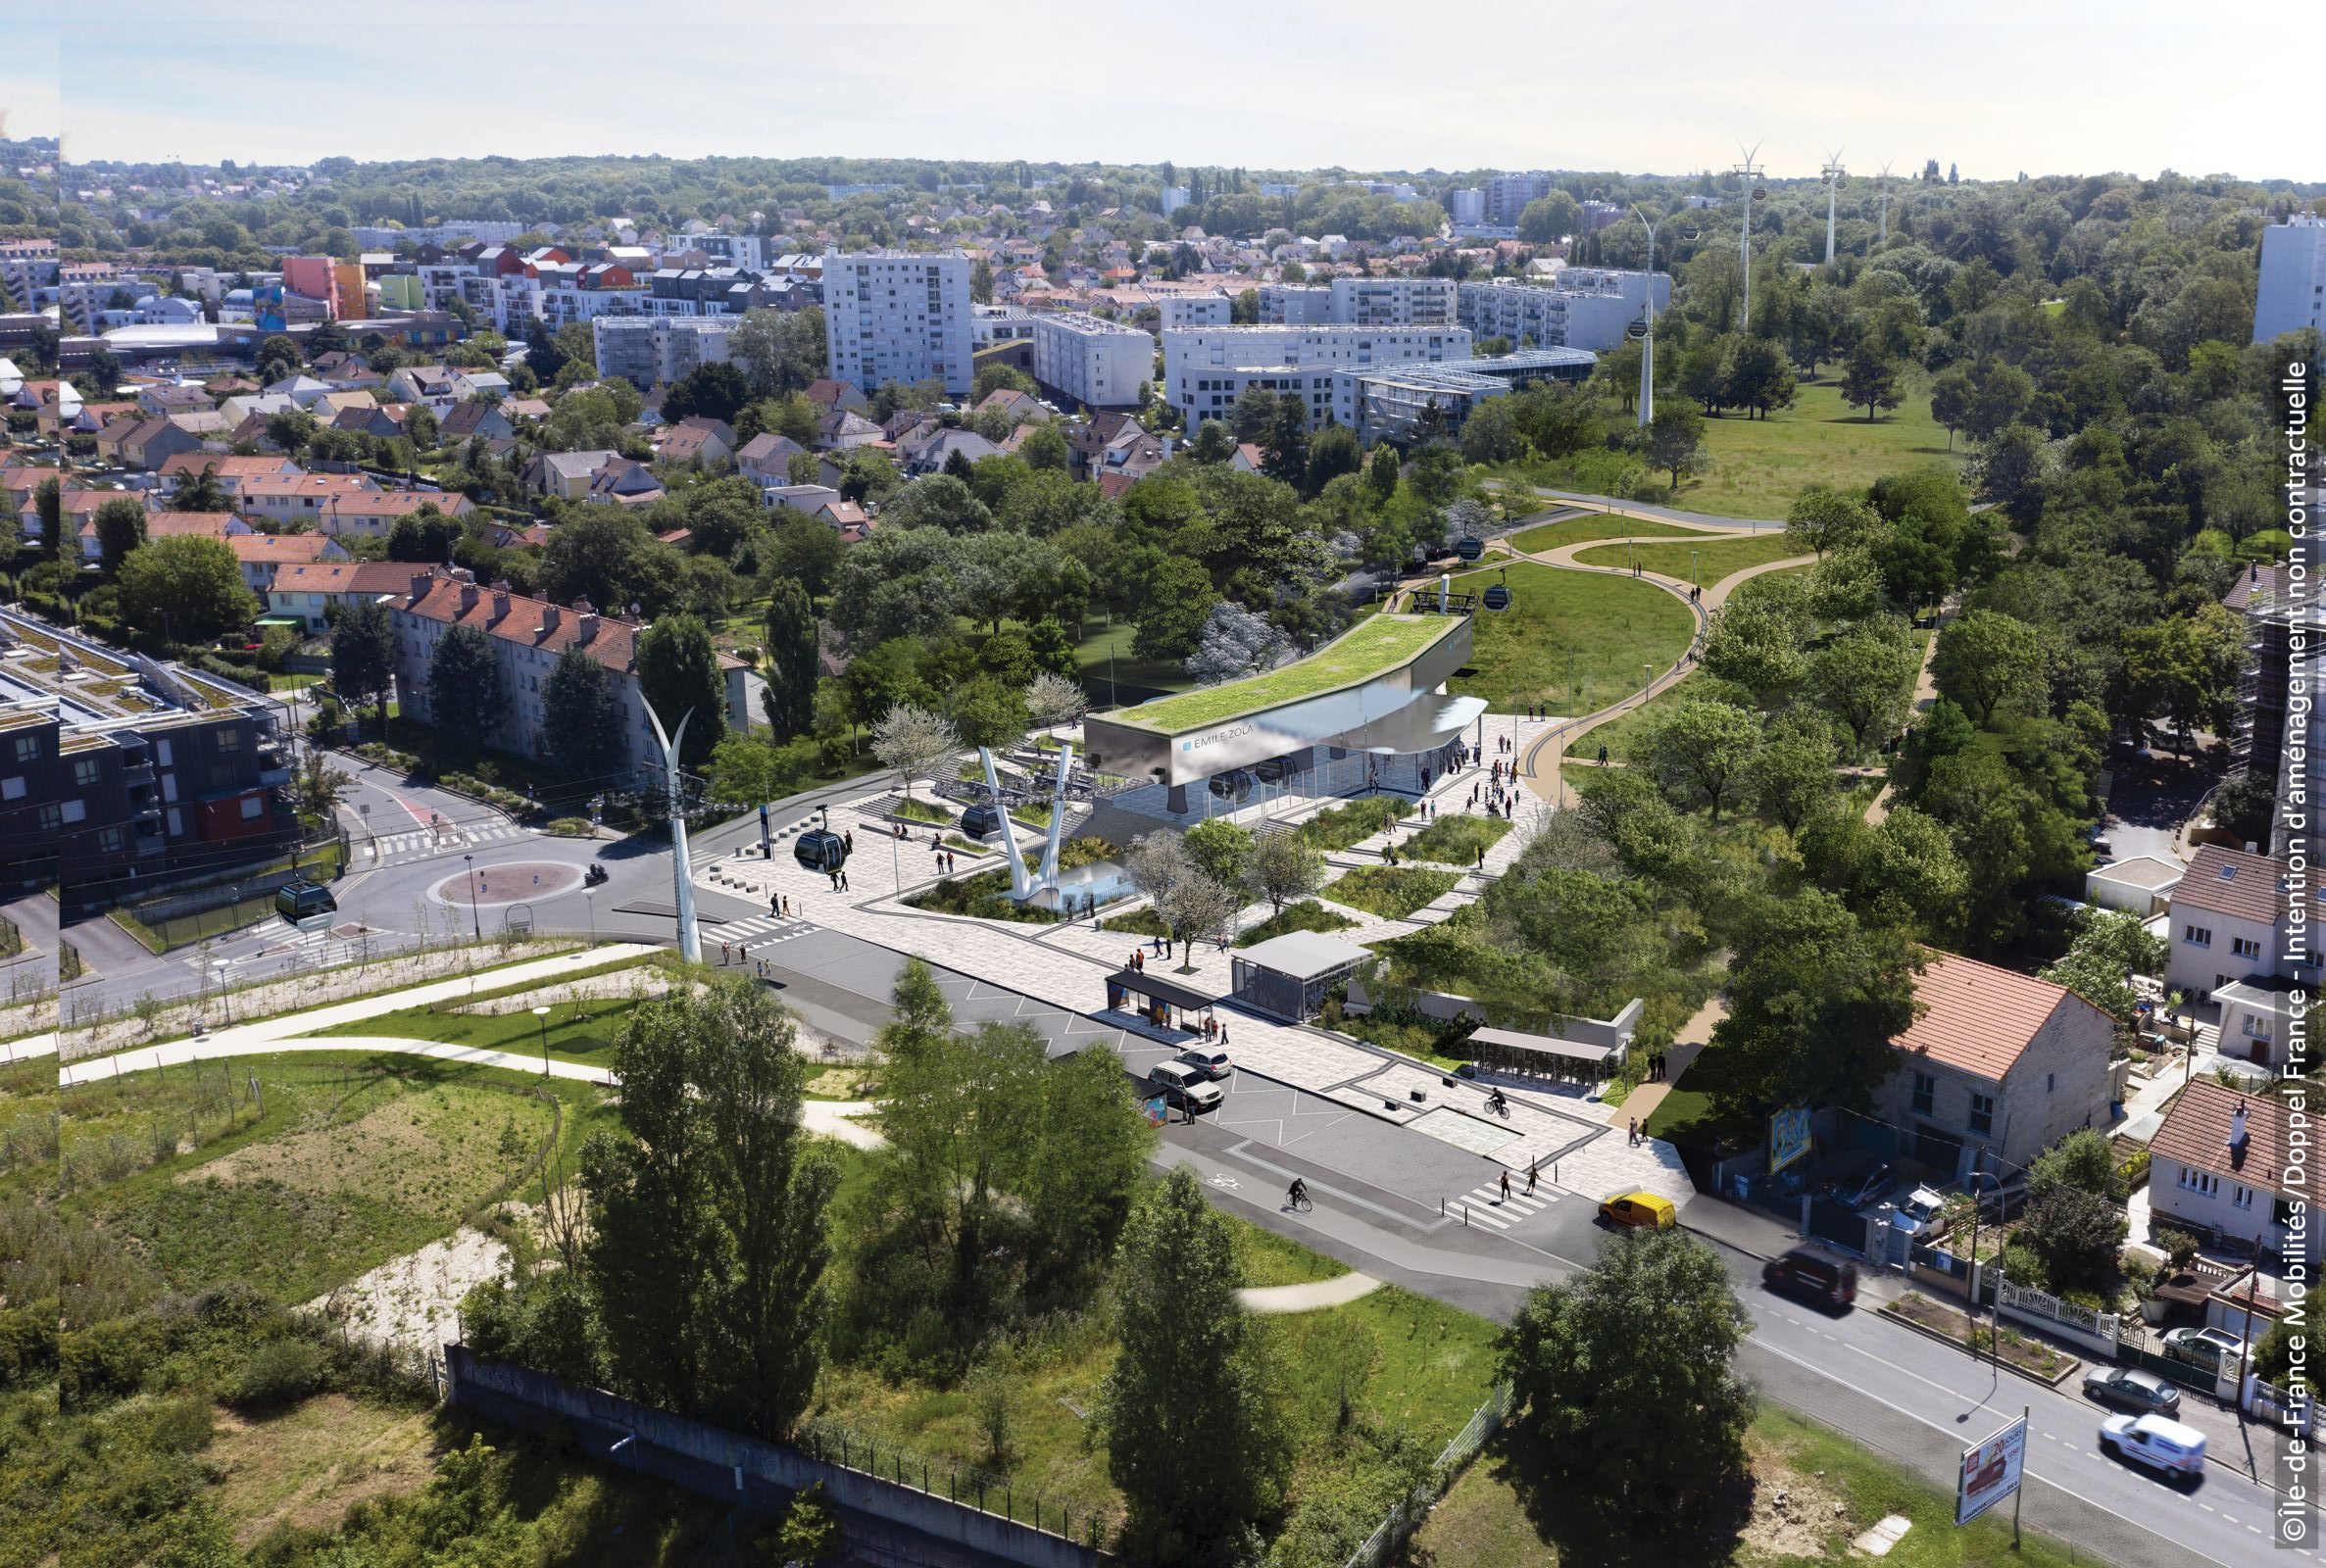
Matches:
[[1106, 615, 1458, 733]]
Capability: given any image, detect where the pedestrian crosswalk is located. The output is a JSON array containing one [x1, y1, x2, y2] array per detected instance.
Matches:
[[707, 914, 816, 953], [369, 821, 530, 859], [1449, 1176, 1559, 1230]]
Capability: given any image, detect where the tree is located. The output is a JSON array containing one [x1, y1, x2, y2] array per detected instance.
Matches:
[[730, 307, 826, 398], [118, 536, 258, 644], [1709, 888, 1921, 1116], [761, 578, 819, 742], [1840, 340, 1904, 422], [1932, 609, 2048, 724], [1516, 190, 1582, 244], [1927, 365, 1973, 450], [1783, 486, 1883, 559], [1131, 555, 1218, 662], [542, 647, 623, 782], [1185, 601, 1291, 686], [1158, 874, 1242, 965], [1021, 424, 1070, 472], [1499, 1229, 1753, 1537], [539, 509, 682, 616], [33, 477, 61, 564], [170, 465, 229, 514], [871, 704, 959, 804], [1720, 333, 1798, 419], [1808, 624, 1918, 751], [662, 360, 749, 426], [581, 976, 839, 1432], [1022, 669, 1087, 733], [1250, 832, 1327, 913], [1962, 360, 2036, 444], [635, 614, 727, 767], [426, 623, 501, 758], [330, 595, 396, 737], [1630, 699, 1759, 821], [2040, 909, 2165, 1022], [289, 750, 353, 826], [2122, 607, 2245, 755], [1100, 1167, 1289, 1560], [2018, 1185, 2127, 1297], [1180, 819, 1255, 890], [1747, 718, 1840, 832], [1644, 401, 1708, 489], [92, 497, 147, 576]]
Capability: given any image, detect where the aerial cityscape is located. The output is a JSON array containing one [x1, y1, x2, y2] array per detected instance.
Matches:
[[0, 10, 2318, 1568]]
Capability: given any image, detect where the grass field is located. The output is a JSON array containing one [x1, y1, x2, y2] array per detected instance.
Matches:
[[71, 1054, 600, 1302], [1509, 514, 1705, 553], [1682, 377, 1964, 521], [1572, 533, 1807, 589], [1119, 615, 1457, 731], [1397, 1406, 2092, 1568], [1445, 562, 1696, 716], [1323, 866, 1462, 919], [1074, 617, 1193, 708]]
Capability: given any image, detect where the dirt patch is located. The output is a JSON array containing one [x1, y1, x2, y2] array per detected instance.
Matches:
[[1736, 1434, 1852, 1560], [310, 1225, 514, 1357], [210, 1393, 442, 1547], [182, 1083, 554, 1225]]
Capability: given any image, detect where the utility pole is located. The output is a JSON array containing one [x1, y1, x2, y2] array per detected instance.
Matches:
[[1732, 142, 1766, 333], [1876, 160, 1895, 242], [645, 702, 702, 964]]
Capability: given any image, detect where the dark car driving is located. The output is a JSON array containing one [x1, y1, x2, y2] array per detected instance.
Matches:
[[1761, 1249, 1858, 1308], [2082, 1367, 2183, 1419]]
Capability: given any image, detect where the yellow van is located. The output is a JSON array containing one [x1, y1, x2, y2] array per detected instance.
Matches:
[[1599, 1191, 1677, 1230]]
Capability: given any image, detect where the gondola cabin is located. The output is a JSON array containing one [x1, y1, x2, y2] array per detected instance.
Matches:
[[958, 804, 1004, 841], [1455, 537, 1484, 562], [1482, 584, 1512, 612], [275, 879, 336, 928], [792, 829, 850, 872]]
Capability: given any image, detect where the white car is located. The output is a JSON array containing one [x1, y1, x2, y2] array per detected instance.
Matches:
[[1890, 1186, 1950, 1237], [2100, 1413, 2206, 1485], [2162, 1326, 2251, 1373]]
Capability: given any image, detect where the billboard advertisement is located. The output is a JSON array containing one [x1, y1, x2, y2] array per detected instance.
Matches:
[[1768, 1105, 1812, 1174], [1955, 1414, 2027, 1526]]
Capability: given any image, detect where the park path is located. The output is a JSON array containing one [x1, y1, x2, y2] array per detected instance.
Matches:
[[1861, 610, 1948, 825], [1238, 1272, 1384, 1313], [1506, 532, 1814, 810], [1482, 482, 1782, 533]]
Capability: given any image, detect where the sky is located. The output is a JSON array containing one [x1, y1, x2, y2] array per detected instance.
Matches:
[[5, 2, 2320, 186]]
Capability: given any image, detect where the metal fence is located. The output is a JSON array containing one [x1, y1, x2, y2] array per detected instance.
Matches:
[[790, 1416, 1109, 1553], [1340, 1382, 1512, 1568]]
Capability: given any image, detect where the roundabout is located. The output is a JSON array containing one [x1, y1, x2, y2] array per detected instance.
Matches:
[[429, 860, 584, 908]]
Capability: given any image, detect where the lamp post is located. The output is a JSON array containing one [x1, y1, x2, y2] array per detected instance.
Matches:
[[464, 853, 480, 940], [585, 886, 596, 946], [533, 1004, 551, 1078], [1630, 205, 1664, 427]]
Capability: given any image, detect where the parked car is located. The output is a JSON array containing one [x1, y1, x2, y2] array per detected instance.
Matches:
[[1835, 1161, 1895, 1209], [1598, 1191, 1676, 1230], [1146, 1060, 1223, 1114], [2082, 1367, 2183, 1418], [2099, 1413, 2207, 1485], [1174, 1045, 1232, 1081], [1890, 1186, 1951, 1237], [2162, 1326, 2251, 1374], [1762, 1249, 1858, 1309]]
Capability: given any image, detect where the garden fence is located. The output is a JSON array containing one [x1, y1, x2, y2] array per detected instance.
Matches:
[[1340, 1382, 1510, 1568]]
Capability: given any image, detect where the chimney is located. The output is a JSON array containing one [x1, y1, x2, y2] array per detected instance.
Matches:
[[2229, 1105, 2250, 1151], [490, 588, 510, 622], [541, 604, 561, 635], [576, 610, 599, 643], [459, 581, 479, 613], [409, 571, 431, 603]]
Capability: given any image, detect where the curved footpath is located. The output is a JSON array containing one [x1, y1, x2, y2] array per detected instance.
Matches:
[[1482, 481, 1782, 533]]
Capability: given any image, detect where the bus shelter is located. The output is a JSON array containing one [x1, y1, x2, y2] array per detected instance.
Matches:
[[1104, 968, 1217, 1037], [1466, 1025, 1619, 1085]]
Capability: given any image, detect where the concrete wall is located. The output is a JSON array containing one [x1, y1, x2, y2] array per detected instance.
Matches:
[[446, 1347, 1098, 1568]]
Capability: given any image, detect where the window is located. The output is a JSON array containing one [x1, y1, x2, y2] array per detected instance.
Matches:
[[2232, 1184, 2255, 1211], [2178, 1167, 2219, 1197], [214, 728, 241, 753], [2232, 936, 2263, 960], [60, 799, 85, 824], [2183, 924, 2212, 947], [10, 735, 35, 764], [1911, 1072, 1934, 1115], [1968, 1093, 1995, 1137], [2246, 1014, 2275, 1040], [72, 756, 100, 788]]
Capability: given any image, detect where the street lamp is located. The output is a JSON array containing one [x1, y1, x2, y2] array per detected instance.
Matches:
[[533, 1004, 551, 1078], [464, 853, 480, 940]]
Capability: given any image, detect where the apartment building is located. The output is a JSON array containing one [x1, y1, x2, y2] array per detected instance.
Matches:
[[591, 316, 733, 388], [1483, 172, 1554, 225], [1258, 285, 1336, 324], [2253, 214, 2326, 343], [0, 608, 296, 905], [972, 304, 1038, 347], [821, 249, 975, 397], [1162, 323, 1471, 432], [1457, 270, 1671, 352], [1449, 188, 1485, 226], [388, 568, 751, 781], [1156, 293, 1232, 330], [1029, 313, 1153, 412]]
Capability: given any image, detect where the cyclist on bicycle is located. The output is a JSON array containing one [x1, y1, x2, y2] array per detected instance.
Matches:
[[1288, 1177, 1310, 1209], [1487, 1087, 1508, 1115]]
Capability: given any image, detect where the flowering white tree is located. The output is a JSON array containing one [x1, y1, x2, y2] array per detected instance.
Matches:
[[1186, 601, 1293, 687], [1023, 670, 1089, 731], [871, 704, 960, 804]]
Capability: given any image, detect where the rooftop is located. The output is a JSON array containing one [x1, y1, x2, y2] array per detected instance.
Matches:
[[1894, 949, 2102, 1082], [2152, 1079, 2291, 1193], [2173, 845, 2290, 925], [1109, 614, 1460, 734]]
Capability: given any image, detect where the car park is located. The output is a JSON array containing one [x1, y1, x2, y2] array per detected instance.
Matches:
[[2162, 1326, 2251, 1374], [1598, 1191, 1676, 1230], [2081, 1367, 2183, 1418], [1146, 1060, 1223, 1114], [1174, 1045, 1232, 1081], [1761, 1248, 1858, 1308], [2099, 1413, 2206, 1485]]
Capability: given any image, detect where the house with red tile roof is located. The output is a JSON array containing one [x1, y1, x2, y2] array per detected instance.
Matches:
[[2147, 1080, 2294, 1254], [225, 531, 349, 593], [156, 453, 299, 494], [72, 509, 251, 564], [267, 560, 432, 632], [313, 488, 476, 540], [387, 567, 751, 776], [2164, 844, 2291, 1003], [1876, 949, 2121, 1180]]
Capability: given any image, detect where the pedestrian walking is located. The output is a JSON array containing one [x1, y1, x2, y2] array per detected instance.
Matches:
[[770, 894, 780, 917], [1627, 1117, 1638, 1147], [840, 869, 850, 891], [844, 830, 854, 854], [1527, 1160, 1539, 1195], [720, 940, 731, 965], [1220, 1024, 1230, 1048], [1499, 1170, 1511, 1202], [1598, 743, 1608, 765], [1475, 846, 1485, 869]]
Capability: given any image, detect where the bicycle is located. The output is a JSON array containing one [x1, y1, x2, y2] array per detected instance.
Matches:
[[1287, 1185, 1313, 1213]]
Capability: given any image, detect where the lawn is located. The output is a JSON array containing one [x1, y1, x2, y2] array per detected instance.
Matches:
[[1444, 562, 1696, 716], [1572, 532, 1807, 589], [1509, 514, 1705, 553], [1116, 615, 1460, 732], [1397, 813, 1512, 867], [1296, 795, 1412, 853], [1681, 376, 1964, 521], [70, 1054, 601, 1303], [1234, 900, 1359, 949], [1075, 616, 1193, 708], [310, 954, 672, 1068], [1323, 866, 1462, 919], [1398, 1406, 2094, 1568]]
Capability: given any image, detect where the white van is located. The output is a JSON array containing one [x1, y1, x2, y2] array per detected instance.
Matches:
[[2099, 1413, 2206, 1484]]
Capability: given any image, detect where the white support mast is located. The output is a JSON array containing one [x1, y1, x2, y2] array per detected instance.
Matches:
[[644, 702, 700, 964]]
